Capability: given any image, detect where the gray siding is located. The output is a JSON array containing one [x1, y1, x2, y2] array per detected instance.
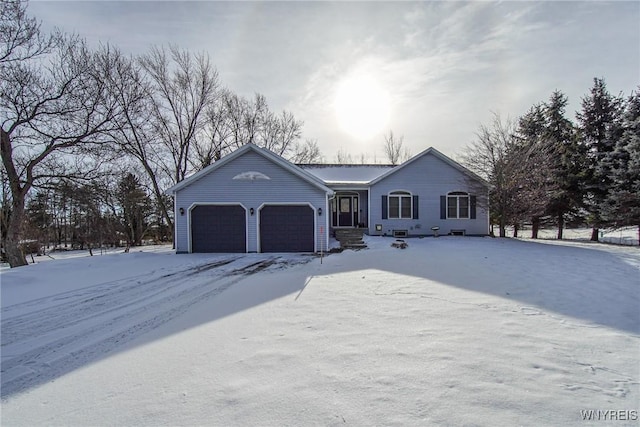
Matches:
[[369, 153, 489, 236], [174, 150, 329, 252]]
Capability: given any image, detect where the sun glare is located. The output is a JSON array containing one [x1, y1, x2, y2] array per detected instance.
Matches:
[[334, 74, 390, 140]]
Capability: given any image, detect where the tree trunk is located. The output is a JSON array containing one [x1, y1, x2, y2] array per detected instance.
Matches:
[[590, 227, 599, 242], [557, 212, 564, 240], [513, 224, 519, 238], [5, 197, 28, 267], [499, 219, 506, 237], [1, 128, 28, 267], [140, 160, 173, 235], [531, 216, 540, 239]]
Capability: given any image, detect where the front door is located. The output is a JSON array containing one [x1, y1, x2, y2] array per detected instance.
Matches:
[[333, 195, 359, 227], [338, 196, 353, 227]]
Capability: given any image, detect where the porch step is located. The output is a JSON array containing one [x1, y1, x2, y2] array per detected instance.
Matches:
[[341, 242, 367, 250], [334, 228, 366, 239], [334, 228, 367, 249]]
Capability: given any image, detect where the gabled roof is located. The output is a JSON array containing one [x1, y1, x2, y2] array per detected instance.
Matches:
[[298, 164, 394, 184], [369, 147, 490, 187], [165, 144, 333, 195]]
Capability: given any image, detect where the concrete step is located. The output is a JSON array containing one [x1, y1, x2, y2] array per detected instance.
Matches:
[[340, 239, 364, 245], [341, 242, 367, 249], [334, 229, 366, 240]]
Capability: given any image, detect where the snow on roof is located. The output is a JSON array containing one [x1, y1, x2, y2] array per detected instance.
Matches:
[[297, 164, 395, 184]]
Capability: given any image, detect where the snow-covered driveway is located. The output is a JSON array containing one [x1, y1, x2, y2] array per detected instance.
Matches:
[[1, 238, 639, 426], [1, 250, 312, 399]]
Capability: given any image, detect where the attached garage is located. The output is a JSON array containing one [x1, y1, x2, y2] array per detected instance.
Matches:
[[259, 205, 315, 252], [167, 144, 332, 254], [190, 205, 246, 253]]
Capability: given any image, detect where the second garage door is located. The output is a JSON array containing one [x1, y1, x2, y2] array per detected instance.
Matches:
[[260, 205, 314, 252], [191, 205, 246, 253]]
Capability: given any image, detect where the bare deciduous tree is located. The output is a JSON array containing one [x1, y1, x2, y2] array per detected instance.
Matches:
[[196, 90, 304, 167], [460, 113, 557, 238], [1, 12, 125, 267], [139, 45, 218, 184], [383, 130, 411, 165], [290, 139, 323, 164], [1, 0, 56, 64], [103, 47, 174, 232], [334, 149, 353, 164]]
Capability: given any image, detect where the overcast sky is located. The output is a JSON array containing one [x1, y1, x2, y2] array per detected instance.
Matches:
[[31, 1, 640, 161]]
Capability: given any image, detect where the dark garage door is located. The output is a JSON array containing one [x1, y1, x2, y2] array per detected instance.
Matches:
[[191, 205, 246, 253], [260, 205, 314, 252]]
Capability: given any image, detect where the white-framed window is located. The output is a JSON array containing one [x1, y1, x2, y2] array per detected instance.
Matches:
[[388, 191, 412, 219], [447, 191, 470, 219]]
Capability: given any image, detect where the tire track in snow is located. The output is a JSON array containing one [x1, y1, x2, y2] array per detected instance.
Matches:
[[1, 256, 286, 399], [1, 257, 240, 346]]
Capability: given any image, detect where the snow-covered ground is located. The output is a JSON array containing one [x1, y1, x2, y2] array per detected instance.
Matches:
[[1, 237, 638, 426], [514, 226, 640, 246]]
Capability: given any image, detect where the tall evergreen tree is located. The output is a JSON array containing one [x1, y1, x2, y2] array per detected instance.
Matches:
[[116, 173, 153, 247], [25, 191, 51, 248], [516, 104, 557, 238], [544, 91, 586, 239], [577, 78, 625, 240], [602, 89, 640, 244]]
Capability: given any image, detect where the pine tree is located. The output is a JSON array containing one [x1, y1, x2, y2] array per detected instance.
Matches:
[[516, 104, 557, 238], [577, 78, 625, 240], [25, 191, 51, 250], [116, 173, 153, 247], [602, 89, 640, 244], [544, 91, 586, 239]]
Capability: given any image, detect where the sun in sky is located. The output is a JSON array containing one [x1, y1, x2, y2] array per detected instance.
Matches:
[[334, 73, 391, 140]]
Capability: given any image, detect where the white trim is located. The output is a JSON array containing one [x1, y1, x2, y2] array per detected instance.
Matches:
[[174, 196, 178, 252], [486, 189, 491, 234], [446, 191, 470, 219], [367, 190, 371, 234], [387, 189, 413, 219], [187, 202, 249, 253], [166, 144, 333, 195], [369, 147, 489, 187], [333, 192, 360, 228], [256, 202, 318, 253], [324, 196, 330, 252]]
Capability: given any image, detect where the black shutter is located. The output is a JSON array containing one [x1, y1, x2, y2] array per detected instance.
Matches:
[[382, 195, 388, 219], [412, 195, 419, 219], [470, 195, 477, 219], [440, 196, 446, 219]]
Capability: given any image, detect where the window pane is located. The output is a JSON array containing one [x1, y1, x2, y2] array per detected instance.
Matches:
[[447, 196, 457, 218], [389, 196, 399, 218], [340, 198, 350, 213], [401, 196, 412, 218], [459, 197, 469, 218]]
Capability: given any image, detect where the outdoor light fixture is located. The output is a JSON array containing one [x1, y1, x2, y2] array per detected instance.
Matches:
[[179, 207, 185, 216], [375, 224, 382, 231], [318, 207, 322, 216], [250, 208, 255, 216]]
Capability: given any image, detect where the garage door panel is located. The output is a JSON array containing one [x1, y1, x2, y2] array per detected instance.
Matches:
[[260, 205, 314, 253], [191, 205, 246, 253]]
